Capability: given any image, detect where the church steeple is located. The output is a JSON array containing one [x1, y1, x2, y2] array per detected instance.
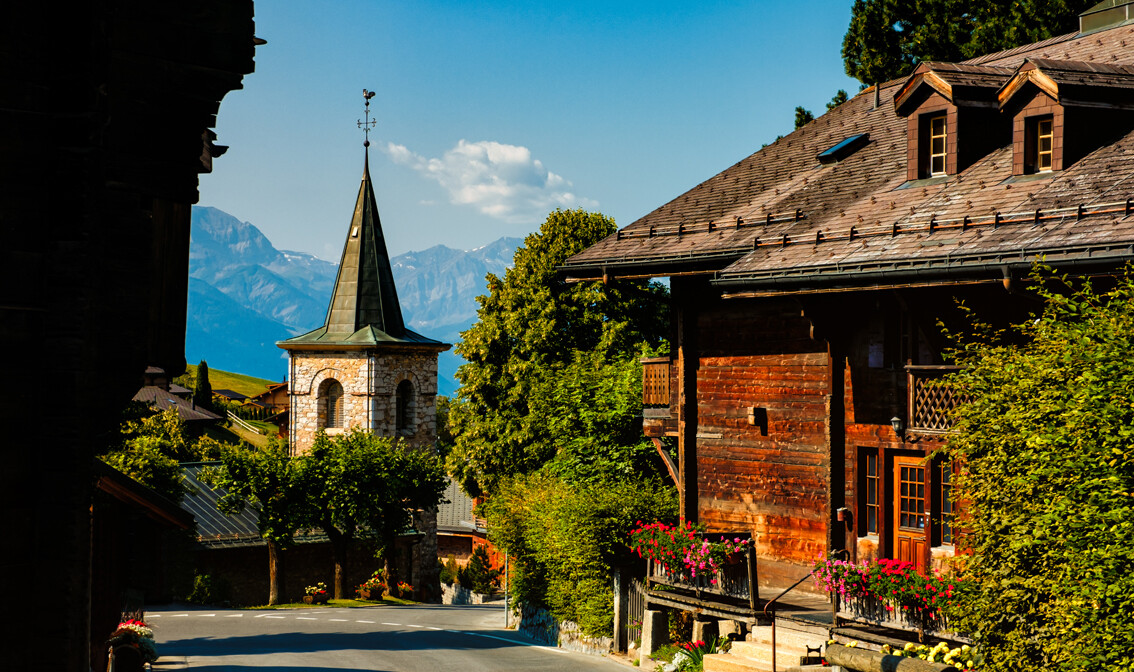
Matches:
[[323, 146, 405, 337], [280, 90, 444, 349]]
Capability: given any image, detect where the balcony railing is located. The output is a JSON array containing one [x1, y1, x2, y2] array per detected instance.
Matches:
[[643, 533, 761, 621], [641, 357, 671, 406], [906, 365, 964, 433]]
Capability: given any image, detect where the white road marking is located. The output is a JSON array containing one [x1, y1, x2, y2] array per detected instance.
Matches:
[[425, 626, 442, 630], [296, 617, 317, 621], [149, 614, 162, 618], [200, 614, 216, 617], [356, 620, 375, 624], [264, 616, 286, 619], [329, 619, 348, 622], [254, 614, 269, 618], [225, 614, 243, 618], [407, 624, 424, 628], [171, 614, 189, 618], [381, 622, 401, 626]]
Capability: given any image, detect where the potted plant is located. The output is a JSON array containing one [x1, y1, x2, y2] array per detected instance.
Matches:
[[395, 581, 413, 599], [303, 582, 330, 604], [107, 619, 159, 667], [356, 570, 387, 600]]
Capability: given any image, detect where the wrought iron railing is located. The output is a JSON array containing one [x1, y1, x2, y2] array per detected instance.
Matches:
[[641, 357, 671, 407], [906, 365, 964, 433]]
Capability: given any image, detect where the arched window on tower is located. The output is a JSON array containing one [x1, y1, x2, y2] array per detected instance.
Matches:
[[395, 380, 414, 435], [320, 379, 345, 430]]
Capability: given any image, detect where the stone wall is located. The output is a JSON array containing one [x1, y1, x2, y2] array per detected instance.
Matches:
[[515, 605, 615, 657], [287, 348, 439, 453]]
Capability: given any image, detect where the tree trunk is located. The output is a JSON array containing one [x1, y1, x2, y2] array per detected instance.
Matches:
[[325, 525, 350, 600], [267, 538, 283, 605]]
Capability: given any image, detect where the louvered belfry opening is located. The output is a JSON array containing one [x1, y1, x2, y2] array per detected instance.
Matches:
[[321, 379, 345, 429]]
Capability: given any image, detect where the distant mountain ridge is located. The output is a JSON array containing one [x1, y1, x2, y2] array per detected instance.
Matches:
[[186, 206, 519, 395]]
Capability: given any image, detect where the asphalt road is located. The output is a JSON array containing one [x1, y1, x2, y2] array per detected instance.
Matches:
[[147, 603, 628, 671]]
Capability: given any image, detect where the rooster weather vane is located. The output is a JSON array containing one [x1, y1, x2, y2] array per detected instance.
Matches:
[[358, 89, 377, 147]]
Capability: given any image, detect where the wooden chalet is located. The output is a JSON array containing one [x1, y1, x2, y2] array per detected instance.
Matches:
[[564, 2, 1134, 629]]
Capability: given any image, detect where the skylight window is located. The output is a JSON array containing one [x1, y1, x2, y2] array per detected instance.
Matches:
[[817, 133, 870, 165]]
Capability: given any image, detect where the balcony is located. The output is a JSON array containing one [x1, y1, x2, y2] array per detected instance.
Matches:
[[640, 357, 676, 437], [906, 365, 964, 434]]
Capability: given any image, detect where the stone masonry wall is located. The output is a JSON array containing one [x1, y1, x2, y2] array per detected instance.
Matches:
[[288, 348, 440, 453]]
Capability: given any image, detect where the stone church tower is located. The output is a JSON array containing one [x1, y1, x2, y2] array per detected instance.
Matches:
[[279, 97, 449, 599], [279, 151, 449, 454]]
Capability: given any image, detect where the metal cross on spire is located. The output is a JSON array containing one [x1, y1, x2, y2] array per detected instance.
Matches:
[[358, 88, 377, 147]]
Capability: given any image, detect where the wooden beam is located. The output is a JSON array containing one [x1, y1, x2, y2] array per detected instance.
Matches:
[[677, 291, 699, 524]]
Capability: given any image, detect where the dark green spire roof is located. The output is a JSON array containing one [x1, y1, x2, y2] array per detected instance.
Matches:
[[280, 150, 446, 350]]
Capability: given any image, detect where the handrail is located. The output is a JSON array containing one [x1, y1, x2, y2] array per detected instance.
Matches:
[[763, 548, 848, 672]]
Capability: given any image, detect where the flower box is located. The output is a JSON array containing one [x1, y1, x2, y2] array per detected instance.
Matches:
[[302, 591, 329, 604]]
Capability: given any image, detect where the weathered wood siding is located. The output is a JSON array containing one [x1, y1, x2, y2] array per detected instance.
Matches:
[[691, 298, 831, 566]]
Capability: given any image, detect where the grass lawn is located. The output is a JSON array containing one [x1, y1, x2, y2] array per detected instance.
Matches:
[[179, 364, 277, 398], [248, 596, 418, 609]]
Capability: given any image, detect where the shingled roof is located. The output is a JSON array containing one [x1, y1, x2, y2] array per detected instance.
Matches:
[[562, 20, 1134, 293]]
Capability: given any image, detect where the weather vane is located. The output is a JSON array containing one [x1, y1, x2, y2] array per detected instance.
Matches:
[[358, 89, 377, 147]]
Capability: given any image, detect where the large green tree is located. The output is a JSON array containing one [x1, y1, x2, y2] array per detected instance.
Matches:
[[205, 440, 307, 605], [842, 0, 1094, 84], [446, 208, 669, 495], [303, 430, 447, 599], [943, 267, 1134, 671]]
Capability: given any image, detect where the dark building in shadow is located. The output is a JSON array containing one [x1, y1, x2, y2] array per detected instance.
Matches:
[[0, 3, 257, 669]]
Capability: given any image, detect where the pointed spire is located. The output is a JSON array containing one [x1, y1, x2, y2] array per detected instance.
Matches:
[[280, 89, 446, 351], [323, 145, 406, 337]]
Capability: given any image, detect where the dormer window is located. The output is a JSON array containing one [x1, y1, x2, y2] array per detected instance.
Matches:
[[1000, 59, 1134, 176], [927, 114, 947, 176], [1030, 116, 1054, 173], [895, 62, 1012, 183]]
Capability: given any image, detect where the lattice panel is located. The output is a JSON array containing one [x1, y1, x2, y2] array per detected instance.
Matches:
[[642, 361, 671, 406], [910, 370, 962, 431]]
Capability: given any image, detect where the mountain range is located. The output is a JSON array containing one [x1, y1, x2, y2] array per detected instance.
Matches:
[[186, 205, 520, 396]]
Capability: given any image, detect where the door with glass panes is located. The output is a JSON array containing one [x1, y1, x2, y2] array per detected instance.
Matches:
[[893, 455, 927, 572]]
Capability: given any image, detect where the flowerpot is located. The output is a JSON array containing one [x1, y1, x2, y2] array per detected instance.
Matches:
[[302, 595, 314, 604], [314, 591, 329, 604]]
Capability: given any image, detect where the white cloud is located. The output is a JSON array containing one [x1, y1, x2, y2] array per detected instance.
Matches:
[[386, 139, 598, 224]]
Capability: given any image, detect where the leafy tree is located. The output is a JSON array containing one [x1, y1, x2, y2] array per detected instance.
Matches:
[[447, 208, 668, 495], [842, 0, 1093, 84], [195, 360, 214, 412], [204, 440, 307, 605], [826, 89, 849, 111], [481, 471, 677, 637], [303, 430, 447, 598], [100, 405, 198, 502], [942, 267, 1134, 671], [794, 106, 815, 129]]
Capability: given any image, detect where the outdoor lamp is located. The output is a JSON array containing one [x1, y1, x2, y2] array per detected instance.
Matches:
[[891, 415, 904, 435]]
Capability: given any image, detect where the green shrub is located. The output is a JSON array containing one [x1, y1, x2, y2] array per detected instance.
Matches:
[[943, 266, 1134, 671], [187, 573, 213, 604], [458, 546, 502, 593], [481, 471, 677, 637], [439, 555, 459, 585]]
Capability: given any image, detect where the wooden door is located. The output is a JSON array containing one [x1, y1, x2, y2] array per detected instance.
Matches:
[[893, 455, 927, 572]]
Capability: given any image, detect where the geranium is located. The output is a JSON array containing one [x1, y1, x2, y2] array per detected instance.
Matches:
[[812, 554, 961, 630], [305, 581, 328, 596], [630, 522, 750, 583]]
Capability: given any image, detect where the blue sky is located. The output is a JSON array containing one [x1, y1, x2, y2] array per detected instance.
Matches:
[[199, 1, 861, 259]]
